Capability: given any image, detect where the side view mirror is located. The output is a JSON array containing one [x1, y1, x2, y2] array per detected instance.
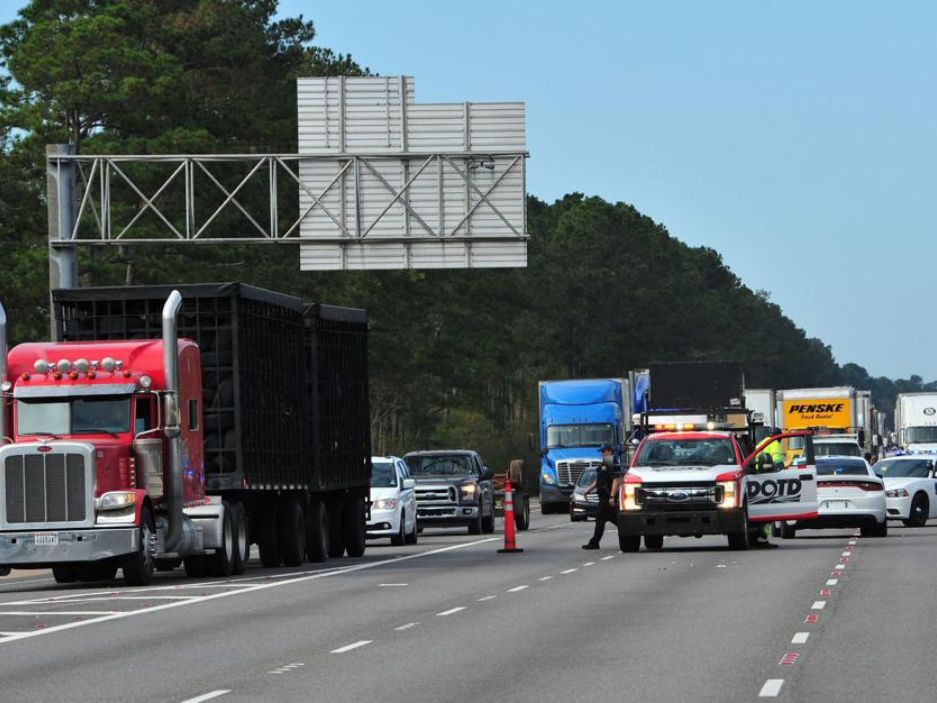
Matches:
[[402, 478, 415, 490], [162, 392, 180, 439], [630, 438, 640, 447]]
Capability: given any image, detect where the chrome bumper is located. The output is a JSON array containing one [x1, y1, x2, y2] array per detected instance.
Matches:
[[0, 527, 138, 565]]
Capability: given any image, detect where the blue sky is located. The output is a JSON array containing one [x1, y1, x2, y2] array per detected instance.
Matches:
[[2, 2, 934, 379]]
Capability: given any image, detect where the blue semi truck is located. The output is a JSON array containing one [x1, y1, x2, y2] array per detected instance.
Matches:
[[538, 375, 647, 514]]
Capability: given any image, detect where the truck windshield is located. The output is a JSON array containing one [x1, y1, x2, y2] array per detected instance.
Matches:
[[17, 396, 132, 436], [906, 427, 937, 444], [635, 438, 737, 466], [405, 455, 475, 476], [370, 461, 398, 488], [546, 424, 614, 448], [814, 442, 861, 457]]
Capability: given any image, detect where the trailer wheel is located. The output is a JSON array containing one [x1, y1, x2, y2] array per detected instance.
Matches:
[[305, 499, 329, 563], [123, 506, 155, 586], [52, 565, 77, 584], [279, 498, 307, 567], [514, 495, 530, 531], [343, 495, 367, 558], [231, 502, 249, 575], [327, 500, 346, 558], [208, 502, 236, 577], [258, 503, 282, 568]]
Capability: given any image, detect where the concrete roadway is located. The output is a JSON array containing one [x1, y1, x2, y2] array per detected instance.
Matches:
[[0, 515, 933, 702]]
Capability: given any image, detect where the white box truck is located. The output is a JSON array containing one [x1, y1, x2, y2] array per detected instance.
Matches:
[[895, 393, 937, 451]]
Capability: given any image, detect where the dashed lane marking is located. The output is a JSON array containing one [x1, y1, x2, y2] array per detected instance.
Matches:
[[538, 576, 552, 582], [820, 588, 831, 597], [0, 611, 117, 616], [477, 595, 497, 602], [600, 555, 615, 561], [436, 607, 466, 617], [583, 562, 596, 567], [841, 551, 851, 557], [791, 632, 809, 644], [330, 640, 372, 654], [811, 601, 826, 610], [826, 579, 838, 586], [507, 585, 529, 593], [378, 583, 408, 587], [779, 652, 800, 666], [560, 568, 578, 575], [804, 614, 819, 624], [759, 679, 784, 697], [394, 622, 419, 631], [179, 690, 230, 703]]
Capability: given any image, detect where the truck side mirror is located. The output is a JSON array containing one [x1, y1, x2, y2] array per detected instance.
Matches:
[[162, 392, 181, 439]]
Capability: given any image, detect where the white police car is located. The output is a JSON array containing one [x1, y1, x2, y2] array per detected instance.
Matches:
[[874, 454, 937, 527]]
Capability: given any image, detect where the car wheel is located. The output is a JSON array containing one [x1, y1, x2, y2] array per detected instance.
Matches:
[[405, 514, 418, 545], [644, 535, 664, 550], [909, 494, 929, 527], [391, 512, 406, 546]]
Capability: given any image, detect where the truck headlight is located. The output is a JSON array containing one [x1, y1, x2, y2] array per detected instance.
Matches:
[[622, 484, 641, 511], [572, 492, 584, 502], [96, 491, 137, 511], [459, 483, 478, 502], [886, 488, 909, 498], [541, 472, 557, 486], [374, 498, 397, 511], [718, 481, 738, 510]]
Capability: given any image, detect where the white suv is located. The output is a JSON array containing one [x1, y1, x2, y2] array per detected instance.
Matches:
[[368, 456, 418, 546]]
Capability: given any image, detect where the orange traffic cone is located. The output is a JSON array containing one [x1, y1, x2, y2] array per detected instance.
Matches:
[[498, 478, 524, 553]]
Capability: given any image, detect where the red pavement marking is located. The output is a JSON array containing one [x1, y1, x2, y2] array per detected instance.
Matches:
[[805, 614, 819, 624], [839, 556, 849, 563], [779, 652, 800, 666], [820, 588, 832, 597]]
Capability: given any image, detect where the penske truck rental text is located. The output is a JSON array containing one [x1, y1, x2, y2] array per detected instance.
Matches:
[[783, 400, 851, 427]]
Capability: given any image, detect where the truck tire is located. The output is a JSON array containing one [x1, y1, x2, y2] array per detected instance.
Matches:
[[481, 498, 495, 534], [468, 506, 483, 535], [52, 565, 77, 584], [208, 502, 236, 577], [305, 499, 329, 563], [779, 522, 797, 540], [727, 509, 751, 551], [258, 503, 282, 568], [231, 501, 249, 575], [279, 498, 307, 567], [327, 500, 346, 558], [644, 535, 664, 550], [515, 495, 530, 531], [618, 524, 641, 553], [123, 506, 155, 586], [343, 495, 367, 558]]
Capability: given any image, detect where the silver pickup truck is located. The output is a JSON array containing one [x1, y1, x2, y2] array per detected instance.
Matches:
[[403, 450, 496, 535]]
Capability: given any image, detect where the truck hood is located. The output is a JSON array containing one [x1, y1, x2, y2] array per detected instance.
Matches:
[[628, 464, 737, 483], [412, 475, 471, 486], [543, 447, 603, 464]]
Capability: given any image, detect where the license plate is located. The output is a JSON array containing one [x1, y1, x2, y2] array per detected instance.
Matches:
[[34, 532, 59, 546], [824, 500, 848, 510]]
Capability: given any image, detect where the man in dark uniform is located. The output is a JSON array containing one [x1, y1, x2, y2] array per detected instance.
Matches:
[[582, 443, 621, 549]]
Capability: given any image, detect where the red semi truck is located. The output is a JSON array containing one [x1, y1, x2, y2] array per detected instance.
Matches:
[[0, 283, 371, 585]]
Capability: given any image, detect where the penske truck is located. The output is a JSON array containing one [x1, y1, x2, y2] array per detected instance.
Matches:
[[895, 393, 937, 451], [777, 386, 868, 461], [0, 283, 371, 585]]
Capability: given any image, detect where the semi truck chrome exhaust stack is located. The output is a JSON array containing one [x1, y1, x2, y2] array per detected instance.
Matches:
[[161, 290, 184, 552], [0, 301, 7, 443]]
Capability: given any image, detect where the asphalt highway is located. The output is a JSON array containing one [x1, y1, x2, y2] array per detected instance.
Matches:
[[0, 514, 933, 702]]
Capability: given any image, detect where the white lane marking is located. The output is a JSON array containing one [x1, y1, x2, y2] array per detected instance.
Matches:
[[791, 632, 810, 644], [507, 585, 529, 593], [0, 576, 55, 588], [330, 640, 372, 654], [848, 540, 857, 545], [826, 579, 838, 586], [179, 690, 230, 703], [33, 595, 193, 602], [758, 679, 784, 697], [436, 607, 466, 617], [841, 551, 851, 557], [0, 611, 118, 616], [560, 568, 578, 575], [394, 622, 419, 631], [600, 555, 615, 561], [538, 576, 553, 582], [0, 537, 498, 646], [812, 601, 826, 610], [477, 595, 497, 602], [583, 562, 596, 567], [378, 583, 408, 587], [833, 563, 845, 570]]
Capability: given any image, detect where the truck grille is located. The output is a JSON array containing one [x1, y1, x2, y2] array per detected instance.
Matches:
[[415, 486, 457, 506], [4, 453, 88, 525], [556, 460, 600, 487], [637, 482, 721, 511]]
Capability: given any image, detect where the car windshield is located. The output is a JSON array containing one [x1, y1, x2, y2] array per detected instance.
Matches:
[[906, 427, 937, 444], [17, 396, 132, 436], [546, 423, 614, 448], [874, 458, 932, 479], [814, 442, 861, 457], [371, 461, 398, 488], [635, 438, 736, 466], [817, 458, 868, 476], [405, 454, 475, 476], [576, 469, 597, 487]]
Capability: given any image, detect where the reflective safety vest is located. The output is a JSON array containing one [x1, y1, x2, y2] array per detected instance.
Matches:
[[763, 439, 784, 467]]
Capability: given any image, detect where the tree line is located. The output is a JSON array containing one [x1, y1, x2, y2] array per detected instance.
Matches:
[[0, 1, 928, 470]]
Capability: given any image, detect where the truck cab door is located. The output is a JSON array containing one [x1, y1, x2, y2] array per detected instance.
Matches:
[[744, 433, 819, 523]]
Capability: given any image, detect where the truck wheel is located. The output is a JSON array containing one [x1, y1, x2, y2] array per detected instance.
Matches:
[[727, 509, 751, 550], [123, 506, 155, 586], [279, 498, 307, 567], [618, 525, 640, 553], [468, 506, 483, 535], [231, 502, 249, 575], [327, 500, 345, 558], [644, 535, 664, 550], [343, 495, 367, 558], [258, 503, 282, 568], [52, 565, 77, 584], [779, 522, 797, 540], [515, 496, 530, 531], [208, 503, 236, 577], [481, 498, 495, 534], [305, 499, 329, 563]]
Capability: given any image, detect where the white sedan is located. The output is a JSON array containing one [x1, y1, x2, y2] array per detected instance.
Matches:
[[874, 454, 937, 527], [368, 456, 418, 546], [780, 456, 887, 538]]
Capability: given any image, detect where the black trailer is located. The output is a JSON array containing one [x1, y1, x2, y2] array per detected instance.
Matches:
[[53, 282, 371, 568]]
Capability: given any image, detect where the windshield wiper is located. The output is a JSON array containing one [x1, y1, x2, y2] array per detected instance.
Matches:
[[77, 428, 120, 438], [26, 431, 62, 439]]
